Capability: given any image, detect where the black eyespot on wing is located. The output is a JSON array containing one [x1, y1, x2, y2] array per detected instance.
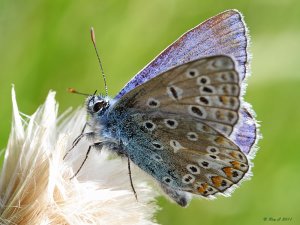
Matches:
[[191, 106, 203, 116], [203, 86, 213, 93], [210, 148, 217, 153], [199, 97, 209, 105], [202, 161, 209, 167], [184, 176, 193, 182], [149, 100, 158, 106], [170, 87, 178, 99], [232, 171, 239, 177], [167, 120, 175, 126], [189, 71, 196, 76], [145, 122, 154, 129], [221, 180, 227, 187], [190, 166, 197, 173], [200, 78, 207, 84], [209, 155, 217, 159]]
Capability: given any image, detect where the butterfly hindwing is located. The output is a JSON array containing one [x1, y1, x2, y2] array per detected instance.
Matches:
[[122, 112, 249, 199]]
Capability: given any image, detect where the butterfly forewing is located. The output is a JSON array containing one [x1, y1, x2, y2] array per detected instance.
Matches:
[[118, 55, 240, 136], [113, 56, 249, 199]]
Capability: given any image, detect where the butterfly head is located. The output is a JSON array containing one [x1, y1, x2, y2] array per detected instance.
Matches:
[[86, 94, 110, 116]]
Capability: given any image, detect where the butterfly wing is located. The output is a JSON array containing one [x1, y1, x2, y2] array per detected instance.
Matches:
[[114, 9, 257, 156], [112, 56, 250, 206], [232, 107, 257, 154], [118, 55, 241, 136], [123, 112, 249, 203], [116, 10, 249, 98]]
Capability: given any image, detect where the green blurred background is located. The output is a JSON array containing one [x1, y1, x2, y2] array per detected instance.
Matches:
[[0, 0, 299, 224]]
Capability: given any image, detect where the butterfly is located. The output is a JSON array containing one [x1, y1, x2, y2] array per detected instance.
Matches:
[[71, 9, 258, 207]]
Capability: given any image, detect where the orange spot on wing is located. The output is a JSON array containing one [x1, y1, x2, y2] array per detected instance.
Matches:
[[230, 161, 240, 169], [197, 183, 208, 194], [223, 167, 233, 178], [211, 176, 222, 188]]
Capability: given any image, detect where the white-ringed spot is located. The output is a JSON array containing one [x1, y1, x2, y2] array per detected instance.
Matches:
[[199, 85, 216, 95], [143, 120, 156, 131], [182, 174, 195, 184], [195, 96, 210, 106], [167, 85, 183, 100], [187, 164, 201, 175], [198, 159, 211, 168], [164, 118, 178, 129], [187, 132, 198, 141], [152, 141, 163, 150], [206, 146, 220, 154], [197, 75, 210, 85], [147, 98, 160, 108], [207, 154, 219, 160], [188, 105, 207, 119], [186, 68, 199, 78]]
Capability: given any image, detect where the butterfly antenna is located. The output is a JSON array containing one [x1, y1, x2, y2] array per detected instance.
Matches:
[[68, 88, 89, 96], [90, 27, 108, 97]]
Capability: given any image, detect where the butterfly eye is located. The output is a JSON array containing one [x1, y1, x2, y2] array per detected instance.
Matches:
[[93, 101, 105, 112]]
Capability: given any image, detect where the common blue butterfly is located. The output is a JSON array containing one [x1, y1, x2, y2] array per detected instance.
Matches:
[[69, 9, 258, 207]]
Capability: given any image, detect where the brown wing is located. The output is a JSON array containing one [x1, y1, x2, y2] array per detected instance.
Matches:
[[118, 55, 240, 136], [128, 112, 249, 197], [114, 56, 248, 198]]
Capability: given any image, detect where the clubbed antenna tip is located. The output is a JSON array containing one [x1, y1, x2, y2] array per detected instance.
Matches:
[[67, 88, 89, 96]]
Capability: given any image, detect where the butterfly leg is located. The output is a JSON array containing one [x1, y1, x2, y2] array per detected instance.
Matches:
[[127, 158, 138, 201], [70, 142, 103, 179], [63, 123, 87, 159]]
